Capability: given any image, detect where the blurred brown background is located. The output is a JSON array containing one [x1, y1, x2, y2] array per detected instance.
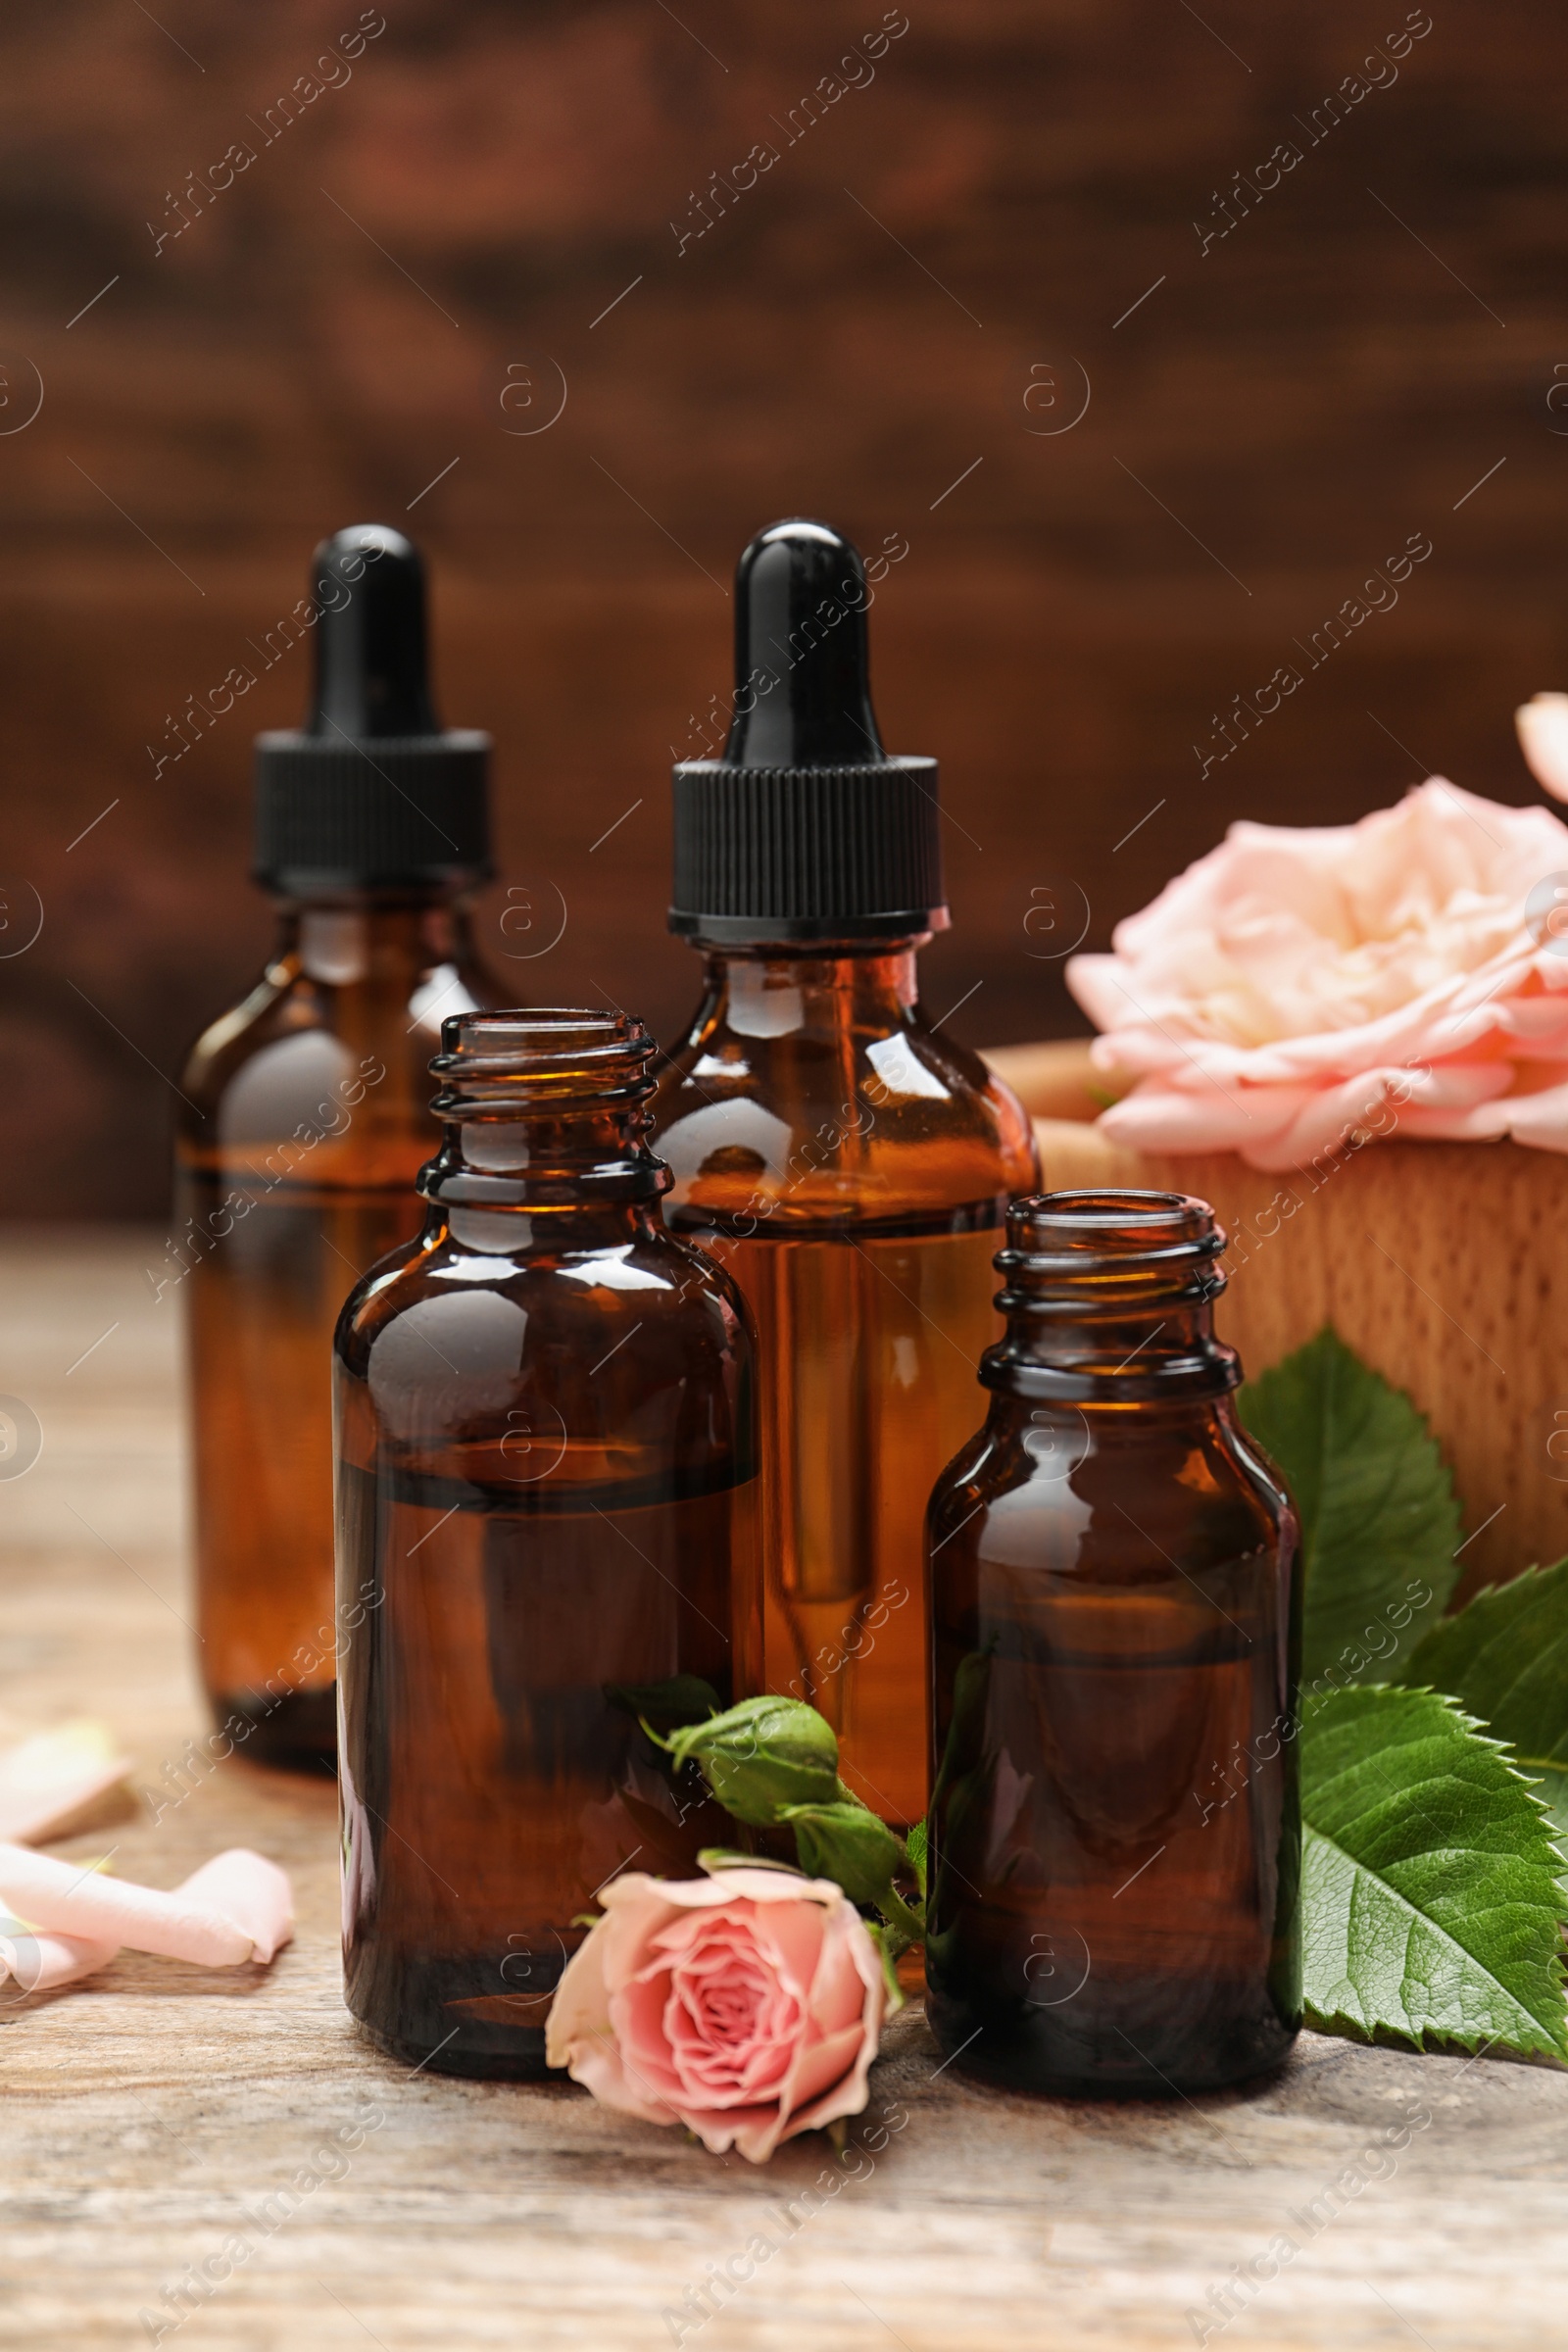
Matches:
[[1, 0, 1563, 1215]]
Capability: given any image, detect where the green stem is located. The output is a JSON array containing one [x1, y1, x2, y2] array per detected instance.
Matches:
[[877, 1886, 926, 1947]]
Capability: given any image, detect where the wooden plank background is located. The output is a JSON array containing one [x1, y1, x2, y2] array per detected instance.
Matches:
[[2, 1239, 1566, 2351], [0, 1, 1566, 1213]]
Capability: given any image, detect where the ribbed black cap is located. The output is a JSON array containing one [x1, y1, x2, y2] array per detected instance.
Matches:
[[254, 524, 491, 895], [669, 518, 948, 945]]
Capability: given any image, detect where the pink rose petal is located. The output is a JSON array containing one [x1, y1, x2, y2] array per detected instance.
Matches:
[[0, 1843, 294, 1971], [0, 1927, 120, 1991], [547, 1905, 678, 2126], [0, 1724, 132, 1845], [174, 1849, 294, 1964], [1517, 694, 1568, 803]]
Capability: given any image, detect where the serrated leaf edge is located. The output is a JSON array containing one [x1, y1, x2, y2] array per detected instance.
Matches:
[[1405, 1560, 1568, 1774], [1300, 1993, 1562, 2061], [1308, 1682, 1568, 1839], [1302, 1822, 1568, 2061], [1302, 1687, 1568, 2061]]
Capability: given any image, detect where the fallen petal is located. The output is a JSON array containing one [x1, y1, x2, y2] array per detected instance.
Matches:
[[0, 1923, 119, 1991], [0, 1722, 132, 1845], [174, 1849, 294, 1964], [0, 1843, 290, 1968]]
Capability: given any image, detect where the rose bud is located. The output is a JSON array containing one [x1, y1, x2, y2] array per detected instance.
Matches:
[[655, 1696, 840, 1824], [777, 1797, 906, 1907]]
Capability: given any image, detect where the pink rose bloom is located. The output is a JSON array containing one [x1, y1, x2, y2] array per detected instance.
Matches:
[[544, 1868, 887, 2163], [1066, 778, 1568, 1170]]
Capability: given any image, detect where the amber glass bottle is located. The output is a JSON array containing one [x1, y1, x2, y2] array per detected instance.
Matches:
[[176, 525, 507, 1772], [334, 1010, 759, 2077], [653, 520, 1037, 1830], [925, 1190, 1301, 2096]]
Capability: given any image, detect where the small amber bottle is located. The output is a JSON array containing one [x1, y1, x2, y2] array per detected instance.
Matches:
[[176, 525, 508, 1772], [334, 1009, 760, 2079], [925, 1190, 1301, 2095], [653, 519, 1038, 1829]]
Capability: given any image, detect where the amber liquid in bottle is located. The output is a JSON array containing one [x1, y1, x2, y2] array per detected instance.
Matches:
[[925, 1190, 1301, 2095], [176, 894, 506, 1770], [335, 1011, 760, 2079], [175, 522, 506, 1772], [655, 947, 1036, 1828]]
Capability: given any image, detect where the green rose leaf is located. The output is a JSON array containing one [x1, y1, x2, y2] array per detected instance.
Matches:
[[1301, 1684, 1568, 2058], [1397, 1558, 1568, 1853], [1238, 1327, 1458, 1685], [906, 1818, 928, 1902]]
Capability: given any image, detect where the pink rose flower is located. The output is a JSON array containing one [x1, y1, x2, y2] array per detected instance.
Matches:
[[544, 1868, 887, 2163], [1066, 779, 1568, 1169]]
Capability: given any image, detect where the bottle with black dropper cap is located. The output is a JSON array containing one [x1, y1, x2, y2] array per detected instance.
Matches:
[[651, 518, 1039, 1826], [174, 524, 510, 1772]]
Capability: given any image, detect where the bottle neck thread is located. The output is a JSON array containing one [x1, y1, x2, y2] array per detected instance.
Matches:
[[982, 1189, 1239, 1405], [420, 1009, 670, 1213]]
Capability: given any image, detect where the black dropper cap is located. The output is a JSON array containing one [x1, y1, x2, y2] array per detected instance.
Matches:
[[253, 524, 491, 895], [669, 518, 948, 945]]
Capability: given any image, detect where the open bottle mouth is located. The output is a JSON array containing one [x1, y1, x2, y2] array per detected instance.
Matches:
[[996, 1189, 1227, 1304], [985, 1188, 1238, 1402], [429, 1009, 658, 1109], [422, 1009, 667, 1208]]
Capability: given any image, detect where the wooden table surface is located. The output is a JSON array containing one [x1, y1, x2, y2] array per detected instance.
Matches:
[[2, 1230, 1565, 2352]]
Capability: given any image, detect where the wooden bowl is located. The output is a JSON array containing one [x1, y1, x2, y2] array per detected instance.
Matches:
[[983, 1039, 1568, 1596]]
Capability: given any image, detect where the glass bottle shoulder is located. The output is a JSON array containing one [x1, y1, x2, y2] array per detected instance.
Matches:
[[653, 982, 1038, 1228], [334, 1213, 754, 1492], [177, 916, 509, 1154], [929, 1398, 1296, 1584], [181, 956, 354, 1121], [336, 1213, 751, 1390]]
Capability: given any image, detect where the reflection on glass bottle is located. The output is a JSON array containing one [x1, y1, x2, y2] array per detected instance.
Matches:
[[176, 525, 508, 1771], [334, 1010, 760, 2079], [653, 518, 1037, 1829], [925, 1190, 1301, 2096]]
